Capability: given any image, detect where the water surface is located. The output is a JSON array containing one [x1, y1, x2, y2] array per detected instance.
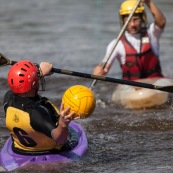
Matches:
[[0, 0, 173, 172]]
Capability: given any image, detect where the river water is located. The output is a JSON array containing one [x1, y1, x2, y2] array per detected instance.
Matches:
[[0, 0, 173, 172]]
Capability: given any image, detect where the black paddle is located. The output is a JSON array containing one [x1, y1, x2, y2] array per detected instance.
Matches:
[[0, 53, 173, 93]]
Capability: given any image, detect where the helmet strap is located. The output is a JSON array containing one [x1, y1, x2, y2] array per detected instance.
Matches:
[[36, 64, 46, 91], [39, 76, 46, 91]]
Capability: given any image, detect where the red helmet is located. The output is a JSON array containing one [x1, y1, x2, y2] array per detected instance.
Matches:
[[8, 60, 39, 94]]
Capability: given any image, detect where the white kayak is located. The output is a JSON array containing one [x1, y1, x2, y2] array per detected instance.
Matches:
[[111, 77, 173, 109]]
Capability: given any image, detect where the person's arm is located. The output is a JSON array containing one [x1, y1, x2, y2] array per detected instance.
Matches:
[[143, 0, 166, 29], [93, 63, 110, 76], [31, 101, 74, 144], [93, 39, 121, 76], [51, 102, 74, 144]]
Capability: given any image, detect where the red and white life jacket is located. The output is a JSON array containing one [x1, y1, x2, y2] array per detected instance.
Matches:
[[120, 32, 163, 80]]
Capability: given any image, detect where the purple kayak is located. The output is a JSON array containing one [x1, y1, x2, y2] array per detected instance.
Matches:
[[0, 122, 88, 172]]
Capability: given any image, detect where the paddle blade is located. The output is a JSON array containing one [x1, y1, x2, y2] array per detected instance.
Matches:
[[0, 53, 16, 66], [0, 53, 9, 66]]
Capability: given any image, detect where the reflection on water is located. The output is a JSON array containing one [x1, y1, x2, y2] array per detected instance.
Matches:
[[0, 0, 173, 172]]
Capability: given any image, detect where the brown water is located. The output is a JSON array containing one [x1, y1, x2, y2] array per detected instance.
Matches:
[[1, 0, 173, 172]]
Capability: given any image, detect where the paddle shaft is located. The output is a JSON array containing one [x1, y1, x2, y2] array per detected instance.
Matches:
[[52, 68, 172, 93], [90, 0, 142, 90], [1, 54, 172, 93]]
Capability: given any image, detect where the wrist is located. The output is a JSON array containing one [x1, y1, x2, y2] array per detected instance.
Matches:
[[58, 120, 68, 128], [145, 1, 152, 7]]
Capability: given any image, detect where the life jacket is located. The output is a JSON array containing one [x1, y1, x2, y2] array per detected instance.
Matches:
[[120, 31, 163, 80], [5, 96, 63, 154]]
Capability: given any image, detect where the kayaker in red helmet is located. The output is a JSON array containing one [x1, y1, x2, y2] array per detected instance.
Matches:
[[93, 0, 166, 80], [3, 60, 78, 154]]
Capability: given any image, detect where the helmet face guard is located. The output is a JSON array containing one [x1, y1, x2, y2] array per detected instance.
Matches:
[[8, 60, 41, 94], [119, 0, 147, 27]]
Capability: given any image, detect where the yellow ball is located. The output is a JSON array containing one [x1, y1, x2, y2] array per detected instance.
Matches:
[[62, 85, 96, 119]]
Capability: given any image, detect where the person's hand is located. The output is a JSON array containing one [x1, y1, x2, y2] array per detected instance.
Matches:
[[93, 64, 106, 76], [59, 102, 75, 128], [39, 62, 53, 76]]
